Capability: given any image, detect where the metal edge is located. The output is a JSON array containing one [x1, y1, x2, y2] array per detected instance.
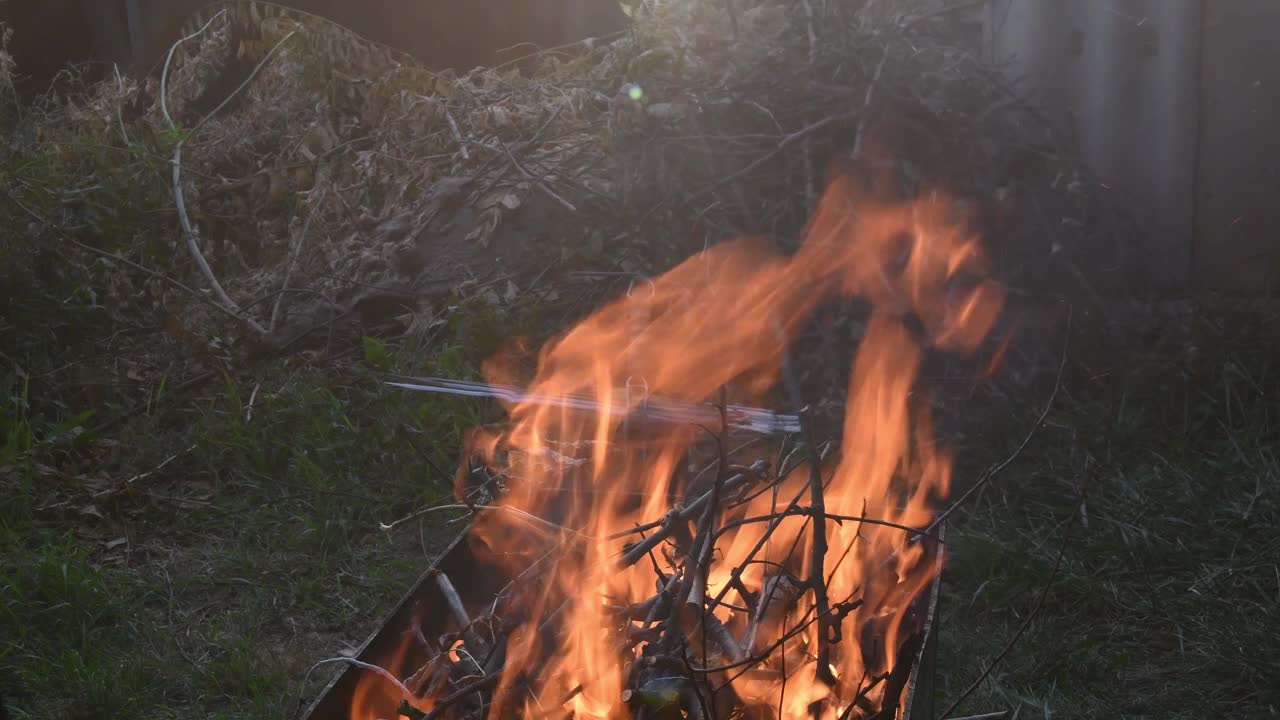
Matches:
[[902, 523, 945, 720], [301, 521, 945, 720], [300, 528, 472, 720]]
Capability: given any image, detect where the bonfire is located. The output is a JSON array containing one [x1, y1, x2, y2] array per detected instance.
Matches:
[[328, 170, 1004, 720]]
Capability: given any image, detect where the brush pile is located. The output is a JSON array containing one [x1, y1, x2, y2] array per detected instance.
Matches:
[[4, 0, 1135, 366]]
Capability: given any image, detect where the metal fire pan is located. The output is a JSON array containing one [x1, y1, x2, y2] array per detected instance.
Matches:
[[301, 525, 944, 720]]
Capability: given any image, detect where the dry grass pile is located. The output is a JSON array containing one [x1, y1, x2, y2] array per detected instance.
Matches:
[[7, 0, 1136, 365]]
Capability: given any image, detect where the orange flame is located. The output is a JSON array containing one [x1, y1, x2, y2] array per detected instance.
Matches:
[[357, 171, 1003, 719]]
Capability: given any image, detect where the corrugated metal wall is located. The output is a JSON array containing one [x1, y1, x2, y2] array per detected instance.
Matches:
[[1195, 0, 1280, 292], [980, 0, 1280, 292], [982, 0, 1203, 290]]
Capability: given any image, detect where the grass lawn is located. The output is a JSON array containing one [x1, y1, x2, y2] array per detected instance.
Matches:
[[935, 309, 1280, 719], [2, 346, 489, 719]]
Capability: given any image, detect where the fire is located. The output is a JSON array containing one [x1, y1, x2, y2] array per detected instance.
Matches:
[[352, 171, 1003, 719]]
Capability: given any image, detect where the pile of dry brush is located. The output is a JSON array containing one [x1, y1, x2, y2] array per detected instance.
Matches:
[[2, 0, 1135, 372]]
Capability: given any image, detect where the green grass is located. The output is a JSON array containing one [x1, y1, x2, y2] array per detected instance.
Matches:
[[0, 195, 535, 716], [0, 339, 506, 719], [936, 316, 1280, 719], [0, 72, 569, 717]]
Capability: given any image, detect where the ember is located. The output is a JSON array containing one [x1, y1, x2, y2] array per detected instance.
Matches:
[[350, 172, 1004, 720]]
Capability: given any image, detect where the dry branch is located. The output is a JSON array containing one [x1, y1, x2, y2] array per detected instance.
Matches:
[[160, 12, 269, 336], [924, 306, 1072, 536], [801, 409, 837, 688]]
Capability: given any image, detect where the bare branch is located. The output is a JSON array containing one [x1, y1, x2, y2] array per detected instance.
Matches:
[[159, 17, 297, 338]]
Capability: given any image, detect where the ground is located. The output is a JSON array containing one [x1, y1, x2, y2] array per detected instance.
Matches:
[[6, 263, 1278, 720], [934, 306, 1280, 718]]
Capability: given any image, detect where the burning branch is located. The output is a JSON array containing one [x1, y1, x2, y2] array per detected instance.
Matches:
[[802, 409, 837, 689]]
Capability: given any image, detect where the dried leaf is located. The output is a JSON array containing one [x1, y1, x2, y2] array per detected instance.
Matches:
[[465, 207, 502, 248], [498, 192, 522, 211], [645, 102, 686, 123], [298, 122, 339, 161]]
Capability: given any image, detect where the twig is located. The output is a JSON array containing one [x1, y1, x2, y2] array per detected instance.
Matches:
[[851, 45, 890, 162], [422, 672, 503, 720], [739, 572, 804, 659], [699, 113, 852, 198], [616, 464, 762, 568], [102, 443, 196, 497], [712, 509, 922, 542], [922, 305, 1071, 536], [245, 382, 260, 423], [69, 240, 263, 329], [445, 107, 470, 160], [700, 609, 746, 665], [695, 44, 886, 204], [685, 586, 863, 675], [298, 657, 416, 714], [800, 409, 836, 687], [161, 24, 266, 335], [380, 503, 591, 540], [777, 349, 836, 686], [112, 64, 132, 147], [703, 472, 812, 614], [871, 629, 925, 720], [686, 409, 737, 671], [488, 28, 629, 72], [271, 190, 322, 333], [499, 142, 578, 213], [159, 11, 225, 129], [160, 17, 296, 338], [432, 570, 472, 628], [934, 463, 1090, 720], [475, 108, 563, 196], [839, 671, 886, 720], [800, 0, 818, 65], [189, 30, 297, 136]]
